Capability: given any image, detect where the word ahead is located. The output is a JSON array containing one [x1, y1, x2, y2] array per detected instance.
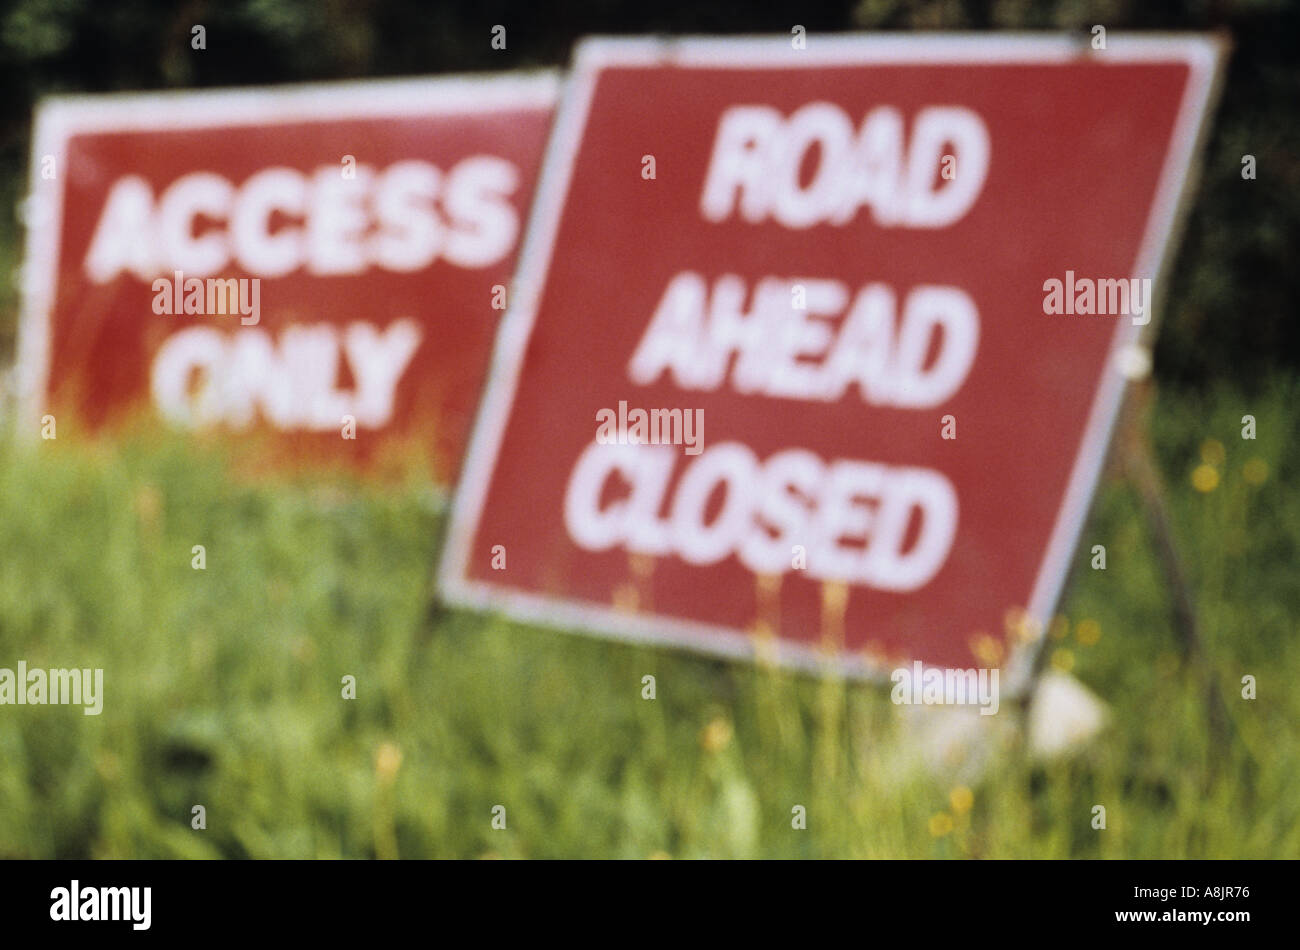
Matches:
[[441, 35, 1224, 686]]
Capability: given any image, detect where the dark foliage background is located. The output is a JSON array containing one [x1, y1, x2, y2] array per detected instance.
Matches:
[[0, 0, 1295, 388]]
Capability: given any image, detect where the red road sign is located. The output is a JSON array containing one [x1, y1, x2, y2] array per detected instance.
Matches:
[[16, 74, 557, 482], [440, 35, 1224, 688]]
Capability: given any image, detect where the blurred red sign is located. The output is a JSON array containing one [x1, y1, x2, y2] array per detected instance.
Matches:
[[441, 35, 1224, 686], [17, 74, 557, 482]]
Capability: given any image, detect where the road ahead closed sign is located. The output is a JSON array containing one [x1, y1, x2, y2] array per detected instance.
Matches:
[[441, 35, 1224, 685], [17, 74, 557, 482]]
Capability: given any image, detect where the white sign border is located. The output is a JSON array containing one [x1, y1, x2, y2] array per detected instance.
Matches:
[[441, 33, 1227, 696], [12, 70, 562, 436]]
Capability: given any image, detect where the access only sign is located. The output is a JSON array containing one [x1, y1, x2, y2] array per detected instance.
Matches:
[[16, 73, 557, 482]]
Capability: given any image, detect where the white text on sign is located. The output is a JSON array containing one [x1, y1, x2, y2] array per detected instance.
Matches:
[[700, 103, 990, 229], [564, 441, 957, 592], [559, 101, 989, 593], [630, 273, 979, 409], [85, 157, 522, 281]]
